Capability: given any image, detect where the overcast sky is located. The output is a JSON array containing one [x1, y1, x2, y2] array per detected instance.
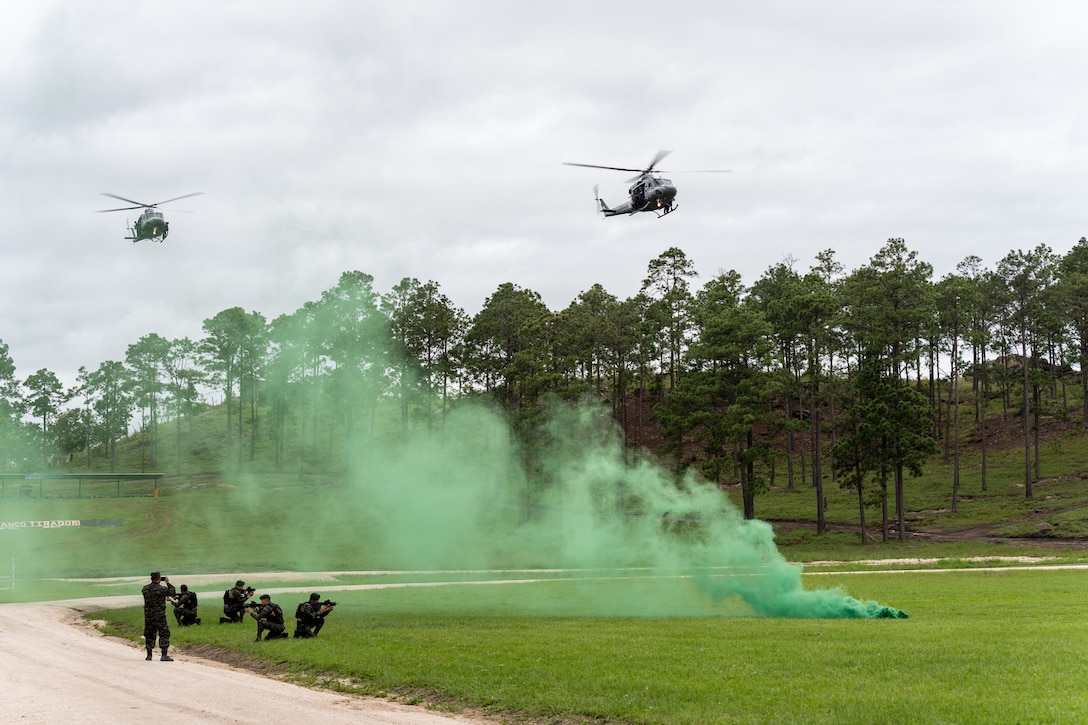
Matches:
[[2, 1, 1086, 387]]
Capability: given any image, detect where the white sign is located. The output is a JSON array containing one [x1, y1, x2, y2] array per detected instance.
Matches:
[[0, 520, 82, 530]]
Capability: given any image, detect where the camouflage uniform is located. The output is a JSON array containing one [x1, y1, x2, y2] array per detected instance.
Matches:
[[141, 576, 176, 660], [294, 597, 332, 638], [173, 588, 200, 626], [222, 583, 249, 623], [249, 598, 286, 641]]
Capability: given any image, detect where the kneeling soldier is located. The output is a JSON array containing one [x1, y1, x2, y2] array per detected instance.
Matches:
[[294, 592, 335, 638], [221, 580, 252, 623], [249, 594, 287, 641], [173, 584, 200, 626]]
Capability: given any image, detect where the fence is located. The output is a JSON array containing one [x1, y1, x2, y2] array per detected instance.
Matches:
[[0, 473, 166, 501]]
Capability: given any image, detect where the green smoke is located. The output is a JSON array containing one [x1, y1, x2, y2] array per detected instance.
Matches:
[[346, 402, 908, 620]]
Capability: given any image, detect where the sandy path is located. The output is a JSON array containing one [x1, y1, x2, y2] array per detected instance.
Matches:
[[0, 596, 486, 725]]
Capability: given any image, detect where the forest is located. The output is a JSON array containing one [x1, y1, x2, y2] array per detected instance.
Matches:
[[3, 236, 1088, 541]]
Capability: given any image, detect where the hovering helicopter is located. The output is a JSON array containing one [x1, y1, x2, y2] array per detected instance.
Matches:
[[96, 192, 203, 243], [562, 150, 730, 218]]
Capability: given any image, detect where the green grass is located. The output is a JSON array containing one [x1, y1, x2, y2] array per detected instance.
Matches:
[[95, 570, 1088, 725], [0, 485, 1084, 722]]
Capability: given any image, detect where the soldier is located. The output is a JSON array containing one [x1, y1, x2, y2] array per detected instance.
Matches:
[[221, 580, 252, 623], [141, 571, 176, 661], [294, 592, 335, 638], [172, 584, 200, 626], [248, 594, 287, 641]]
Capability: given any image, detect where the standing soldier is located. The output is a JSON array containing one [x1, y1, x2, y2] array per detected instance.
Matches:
[[248, 594, 287, 641], [141, 572, 176, 661], [172, 584, 200, 626]]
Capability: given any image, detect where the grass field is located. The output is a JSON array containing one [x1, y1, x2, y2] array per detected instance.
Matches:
[[91, 568, 1088, 725]]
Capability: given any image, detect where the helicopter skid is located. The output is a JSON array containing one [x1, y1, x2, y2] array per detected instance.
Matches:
[[654, 204, 677, 218]]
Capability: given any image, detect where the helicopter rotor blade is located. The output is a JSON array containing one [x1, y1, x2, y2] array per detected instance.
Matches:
[[656, 168, 733, 173], [96, 205, 144, 213], [562, 162, 644, 173], [564, 151, 730, 179], [101, 192, 148, 207], [645, 149, 672, 174], [150, 192, 204, 207], [565, 150, 676, 181], [640, 151, 732, 175], [627, 148, 671, 183]]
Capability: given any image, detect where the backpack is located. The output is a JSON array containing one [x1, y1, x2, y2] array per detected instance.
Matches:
[[295, 602, 307, 619], [223, 588, 232, 605]]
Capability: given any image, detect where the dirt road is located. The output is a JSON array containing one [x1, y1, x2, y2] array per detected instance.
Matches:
[[0, 596, 484, 724]]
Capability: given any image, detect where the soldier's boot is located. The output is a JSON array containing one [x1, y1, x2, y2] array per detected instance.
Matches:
[[145, 647, 153, 661], [195, 618, 201, 625], [161, 647, 173, 662], [219, 616, 231, 624]]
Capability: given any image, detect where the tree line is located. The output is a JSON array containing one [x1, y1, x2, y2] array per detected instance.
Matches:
[[3, 236, 1088, 540]]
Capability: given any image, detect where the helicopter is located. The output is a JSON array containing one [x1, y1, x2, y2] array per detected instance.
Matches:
[[96, 192, 203, 243], [562, 150, 730, 218]]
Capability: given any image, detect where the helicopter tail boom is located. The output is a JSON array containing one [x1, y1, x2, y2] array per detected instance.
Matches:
[[594, 185, 625, 217]]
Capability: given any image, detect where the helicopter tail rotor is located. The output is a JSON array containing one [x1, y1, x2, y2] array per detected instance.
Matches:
[[594, 185, 624, 216]]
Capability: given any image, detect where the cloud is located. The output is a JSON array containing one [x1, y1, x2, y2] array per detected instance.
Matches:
[[2, 1, 1087, 388]]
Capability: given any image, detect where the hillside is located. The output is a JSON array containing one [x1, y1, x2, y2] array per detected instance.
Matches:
[[31, 390, 1088, 550]]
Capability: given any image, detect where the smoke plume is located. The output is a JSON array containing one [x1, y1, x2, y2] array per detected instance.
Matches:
[[342, 401, 908, 620]]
